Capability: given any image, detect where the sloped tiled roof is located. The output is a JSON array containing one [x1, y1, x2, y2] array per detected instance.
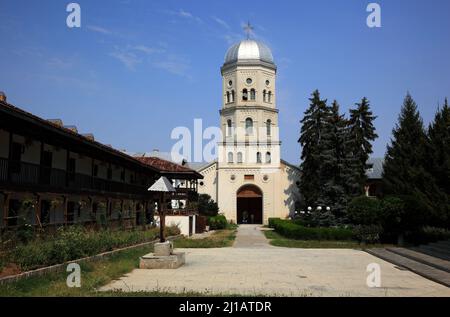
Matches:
[[366, 157, 384, 179], [135, 156, 202, 178]]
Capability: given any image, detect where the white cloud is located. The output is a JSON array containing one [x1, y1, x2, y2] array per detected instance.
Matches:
[[165, 9, 202, 24], [132, 45, 165, 55], [46, 57, 73, 70], [108, 44, 166, 71], [152, 55, 191, 78], [212, 16, 230, 29], [87, 25, 113, 35], [109, 50, 141, 71]]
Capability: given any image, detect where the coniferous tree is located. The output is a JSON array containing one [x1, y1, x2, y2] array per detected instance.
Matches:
[[382, 93, 435, 227], [299, 90, 331, 209], [321, 100, 348, 219], [347, 97, 378, 194], [427, 98, 450, 226]]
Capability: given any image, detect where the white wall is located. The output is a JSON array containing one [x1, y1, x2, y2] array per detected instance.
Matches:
[[155, 215, 196, 236]]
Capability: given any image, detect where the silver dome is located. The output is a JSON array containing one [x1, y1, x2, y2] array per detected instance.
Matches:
[[224, 39, 274, 65]]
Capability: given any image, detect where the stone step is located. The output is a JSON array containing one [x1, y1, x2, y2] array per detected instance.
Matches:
[[386, 247, 450, 273], [435, 240, 450, 247], [430, 240, 450, 250], [365, 248, 450, 288], [411, 246, 450, 262], [415, 245, 450, 261]]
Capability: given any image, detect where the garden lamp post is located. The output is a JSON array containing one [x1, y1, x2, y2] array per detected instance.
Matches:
[[148, 176, 176, 243]]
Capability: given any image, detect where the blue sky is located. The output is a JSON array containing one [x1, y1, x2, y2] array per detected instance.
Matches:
[[1, 0, 449, 164]]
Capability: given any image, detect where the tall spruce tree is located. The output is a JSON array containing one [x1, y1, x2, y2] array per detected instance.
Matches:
[[321, 100, 348, 219], [299, 90, 331, 209], [382, 93, 436, 223], [347, 97, 378, 194], [427, 98, 450, 226]]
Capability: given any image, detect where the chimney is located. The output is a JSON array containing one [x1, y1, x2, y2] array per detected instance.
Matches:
[[0, 91, 6, 102], [47, 119, 64, 127], [63, 125, 78, 133], [82, 133, 95, 141]]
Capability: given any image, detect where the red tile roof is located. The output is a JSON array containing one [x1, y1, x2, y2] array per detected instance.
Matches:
[[134, 156, 196, 174]]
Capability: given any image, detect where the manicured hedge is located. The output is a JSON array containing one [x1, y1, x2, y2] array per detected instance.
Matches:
[[268, 218, 354, 241]]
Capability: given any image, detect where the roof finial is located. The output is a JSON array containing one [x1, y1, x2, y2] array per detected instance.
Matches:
[[243, 21, 254, 40]]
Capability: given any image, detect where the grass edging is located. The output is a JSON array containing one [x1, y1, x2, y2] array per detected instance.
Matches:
[[0, 235, 181, 285]]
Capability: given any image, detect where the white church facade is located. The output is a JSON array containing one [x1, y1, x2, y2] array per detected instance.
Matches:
[[191, 38, 301, 225]]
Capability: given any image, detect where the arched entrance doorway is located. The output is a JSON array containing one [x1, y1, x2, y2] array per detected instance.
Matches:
[[236, 185, 263, 224]]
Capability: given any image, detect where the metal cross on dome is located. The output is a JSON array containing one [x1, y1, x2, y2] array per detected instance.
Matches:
[[243, 21, 254, 39]]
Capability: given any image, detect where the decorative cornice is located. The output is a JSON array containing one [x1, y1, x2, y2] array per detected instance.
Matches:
[[220, 105, 279, 115], [221, 60, 277, 74]]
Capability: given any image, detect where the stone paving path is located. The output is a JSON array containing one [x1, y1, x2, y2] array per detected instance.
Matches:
[[233, 224, 272, 248], [101, 226, 450, 296]]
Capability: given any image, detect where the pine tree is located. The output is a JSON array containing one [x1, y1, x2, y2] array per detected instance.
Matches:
[[347, 97, 378, 194], [382, 93, 435, 226], [427, 98, 450, 226], [298, 90, 330, 209]]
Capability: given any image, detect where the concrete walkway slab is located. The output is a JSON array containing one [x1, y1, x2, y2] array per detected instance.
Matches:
[[101, 225, 450, 296], [233, 225, 272, 248]]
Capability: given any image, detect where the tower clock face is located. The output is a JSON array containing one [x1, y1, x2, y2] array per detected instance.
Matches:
[[228, 80, 233, 87], [246, 78, 253, 84], [266, 80, 270, 86]]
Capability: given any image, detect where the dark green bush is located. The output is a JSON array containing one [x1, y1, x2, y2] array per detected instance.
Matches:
[[268, 218, 354, 241], [347, 196, 382, 225], [352, 224, 383, 244], [208, 215, 228, 230], [197, 194, 219, 217]]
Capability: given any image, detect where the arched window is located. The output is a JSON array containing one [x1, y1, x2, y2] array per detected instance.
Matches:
[[263, 90, 267, 102], [226, 91, 230, 103], [242, 89, 248, 101], [266, 152, 271, 163], [237, 152, 243, 164], [227, 119, 232, 136], [231, 90, 235, 102], [256, 152, 262, 164], [250, 89, 256, 100], [245, 118, 253, 135], [268, 91, 272, 103], [266, 119, 271, 136], [227, 152, 234, 163]]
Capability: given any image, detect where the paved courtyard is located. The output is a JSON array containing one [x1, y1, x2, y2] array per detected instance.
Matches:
[[101, 225, 450, 296]]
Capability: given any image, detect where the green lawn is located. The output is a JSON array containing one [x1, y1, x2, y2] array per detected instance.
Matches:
[[172, 228, 237, 248], [264, 230, 392, 249]]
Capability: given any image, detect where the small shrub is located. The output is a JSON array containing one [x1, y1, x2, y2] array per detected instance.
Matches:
[[347, 196, 382, 225], [208, 215, 228, 230], [353, 224, 383, 244]]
